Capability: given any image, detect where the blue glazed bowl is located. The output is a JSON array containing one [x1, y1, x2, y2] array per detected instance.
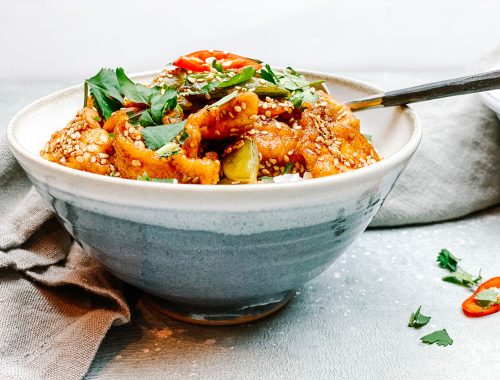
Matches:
[[7, 71, 421, 324]]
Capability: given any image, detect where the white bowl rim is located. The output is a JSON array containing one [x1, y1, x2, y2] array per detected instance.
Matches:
[[7, 69, 421, 194]]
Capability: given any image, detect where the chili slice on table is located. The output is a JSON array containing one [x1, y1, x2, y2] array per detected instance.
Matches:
[[173, 50, 261, 72], [462, 277, 500, 317]]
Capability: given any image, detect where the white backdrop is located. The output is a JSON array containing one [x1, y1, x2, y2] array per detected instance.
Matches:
[[0, 0, 498, 80]]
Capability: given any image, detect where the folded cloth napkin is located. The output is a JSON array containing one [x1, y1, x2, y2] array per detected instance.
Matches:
[[1, 48, 500, 380], [371, 47, 500, 226], [0, 139, 130, 380]]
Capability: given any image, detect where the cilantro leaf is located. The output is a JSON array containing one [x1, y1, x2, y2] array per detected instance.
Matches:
[[442, 270, 482, 288], [474, 287, 500, 308], [86, 68, 123, 103], [138, 110, 155, 127], [437, 249, 459, 272], [420, 329, 453, 347], [208, 91, 238, 108], [149, 89, 177, 125], [116, 67, 158, 104], [284, 162, 293, 174], [141, 120, 186, 150], [218, 66, 256, 88], [408, 306, 431, 328], [260, 64, 278, 85]]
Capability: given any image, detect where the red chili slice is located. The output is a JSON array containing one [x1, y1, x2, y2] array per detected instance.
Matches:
[[173, 50, 261, 72], [462, 277, 500, 317]]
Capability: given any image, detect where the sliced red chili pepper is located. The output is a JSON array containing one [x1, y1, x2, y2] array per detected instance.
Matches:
[[462, 277, 500, 317], [173, 50, 261, 72]]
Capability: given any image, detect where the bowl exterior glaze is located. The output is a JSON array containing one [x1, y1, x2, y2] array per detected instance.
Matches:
[[8, 71, 420, 308]]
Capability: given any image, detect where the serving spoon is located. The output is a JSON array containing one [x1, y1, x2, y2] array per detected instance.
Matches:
[[336, 69, 500, 111]]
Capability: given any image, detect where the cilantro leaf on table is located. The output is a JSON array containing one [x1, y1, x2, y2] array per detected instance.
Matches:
[[437, 249, 459, 272], [442, 270, 482, 288], [141, 120, 186, 151], [218, 66, 256, 88], [408, 306, 431, 328], [474, 287, 500, 308], [420, 329, 453, 347]]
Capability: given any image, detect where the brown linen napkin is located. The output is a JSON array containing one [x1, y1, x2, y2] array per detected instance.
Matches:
[[0, 140, 130, 380]]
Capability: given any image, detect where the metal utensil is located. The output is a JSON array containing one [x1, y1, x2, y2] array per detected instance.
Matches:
[[344, 69, 500, 111]]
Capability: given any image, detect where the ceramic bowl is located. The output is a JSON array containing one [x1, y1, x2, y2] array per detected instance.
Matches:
[[7, 71, 421, 325]]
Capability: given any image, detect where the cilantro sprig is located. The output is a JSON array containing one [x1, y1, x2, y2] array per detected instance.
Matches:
[[258, 65, 324, 107], [474, 287, 500, 308], [437, 248, 482, 288], [85, 67, 178, 123], [420, 329, 453, 347], [408, 306, 431, 328], [437, 249, 459, 272]]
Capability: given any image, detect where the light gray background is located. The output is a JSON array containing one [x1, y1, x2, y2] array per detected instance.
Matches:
[[0, 0, 498, 80]]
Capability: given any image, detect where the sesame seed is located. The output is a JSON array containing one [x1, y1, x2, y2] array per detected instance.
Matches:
[[269, 158, 277, 165], [132, 160, 141, 167], [284, 155, 290, 162], [234, 105, 242, 113], [241, 102, 247, 110], [90, 156, 97, 163], [261, 169, 270, 175], [229, 112, 235, 118], [265, 111, 272, 118]]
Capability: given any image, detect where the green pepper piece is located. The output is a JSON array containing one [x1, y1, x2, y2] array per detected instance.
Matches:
[[222, 139, 260, 183]]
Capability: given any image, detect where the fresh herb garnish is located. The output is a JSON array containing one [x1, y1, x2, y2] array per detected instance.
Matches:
[[284, 162, 293, 174], [437, 248, 481, 288], [442, 270, 482, 288], [137, 172, 176, 183], [85, 68, 123, 119], [208, 91, 238, 108], [260, 64, 279, 85], [408, 306, 431, 328], [108, 133, 114, 138], [116, 67, 153, 104], [259, 66, 324, 108], [437, 249, 459, 272], [141, 120, 186, 150], [474, 287, 500, 308], [85, 67, 179, 123], [93, 115, 102, 122], [156, 142, 181, 157], [218, 66, 256, 88], [420, 329, 453, 347]]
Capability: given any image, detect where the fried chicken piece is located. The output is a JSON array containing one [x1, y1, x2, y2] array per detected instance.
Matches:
[[41, 106, 114, 175], [109, 111, 220, 184], [244, 91, 379, 178], [185, 92, 259, 141]]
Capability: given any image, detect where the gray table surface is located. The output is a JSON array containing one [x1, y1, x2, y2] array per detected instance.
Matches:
[[2, 71, 500, 380]]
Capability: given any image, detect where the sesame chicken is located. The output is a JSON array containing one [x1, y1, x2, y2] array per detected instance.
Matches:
[[41, 106, 114, 175]]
